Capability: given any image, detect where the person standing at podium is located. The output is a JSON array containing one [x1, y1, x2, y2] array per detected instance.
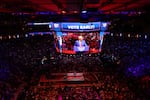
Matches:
[[73, 35, 89, 53]]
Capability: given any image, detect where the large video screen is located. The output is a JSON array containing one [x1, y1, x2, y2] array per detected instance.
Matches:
[[26, 21, 110, 54], [54, 31, 103, 54], [51, 22, 110, 54]]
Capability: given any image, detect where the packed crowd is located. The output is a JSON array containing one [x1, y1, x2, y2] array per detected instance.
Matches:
[[23, 68, 138, 100], [0, 33, 150, 99], [0, 35, 54, 99], [102, 34, 150, 75]]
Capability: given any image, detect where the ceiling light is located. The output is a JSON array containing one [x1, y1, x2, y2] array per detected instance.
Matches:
[[62, 10, 66, 14], [81, 10, 87, 13], [73, 11, 78, 13]]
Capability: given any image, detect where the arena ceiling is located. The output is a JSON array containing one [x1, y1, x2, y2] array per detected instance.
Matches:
[[0, 0, 150, 14]]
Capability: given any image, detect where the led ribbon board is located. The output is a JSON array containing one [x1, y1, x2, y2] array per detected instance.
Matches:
[[61, 22, 101, 31]]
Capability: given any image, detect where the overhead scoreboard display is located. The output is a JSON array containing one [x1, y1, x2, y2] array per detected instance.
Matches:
[[27, 21, 110, 54], [49, 22, 109, 54]]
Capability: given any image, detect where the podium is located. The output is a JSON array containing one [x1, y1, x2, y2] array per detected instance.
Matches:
[[67, 73, 84, 81], [73, 46, 89, 52]]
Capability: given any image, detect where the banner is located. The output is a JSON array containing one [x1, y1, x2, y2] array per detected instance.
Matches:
[[61, 22, 100, 31]]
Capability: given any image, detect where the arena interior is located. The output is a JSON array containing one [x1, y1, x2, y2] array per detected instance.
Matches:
[[0, 0, 150, 100]]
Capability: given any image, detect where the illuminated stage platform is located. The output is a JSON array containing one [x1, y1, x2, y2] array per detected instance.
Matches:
[[39, 72, 85, 83], [38, 72, 102, 88]]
